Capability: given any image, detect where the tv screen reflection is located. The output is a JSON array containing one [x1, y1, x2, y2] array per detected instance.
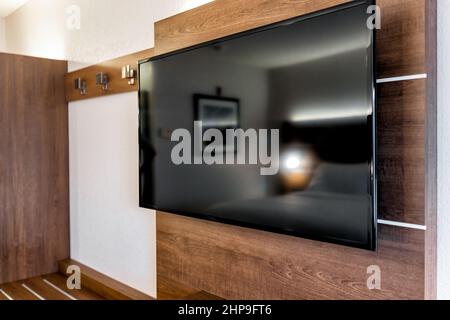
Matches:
[[139, 2, 376, 250]]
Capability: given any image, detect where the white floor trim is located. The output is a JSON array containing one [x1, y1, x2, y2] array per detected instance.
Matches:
[[22, 284, 46, 300], [43, 279, 77, 300], [378, 219, 427, 231], [376, 74, 427, 84], [0, 289, 13, 300]]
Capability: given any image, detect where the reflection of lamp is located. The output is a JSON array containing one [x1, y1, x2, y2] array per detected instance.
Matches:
[[284, 155, 302, 170], [280, 146, 317, 191]]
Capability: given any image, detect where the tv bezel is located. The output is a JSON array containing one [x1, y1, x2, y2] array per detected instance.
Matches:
[[138, 0, 378, 250]]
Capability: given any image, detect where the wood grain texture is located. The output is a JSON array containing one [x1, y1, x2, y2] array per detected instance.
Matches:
[[158, 276, 200, 300], [182, 291, 224, 300], [377, 79, 426, 225], [157, 212, 424, 300], [65, 48, 154, 102], [0, 53, 70, 284], [0, 274, 105, 300], [376, 0, 426, 78], [158, 276, 224, 300], [424, 0, 437, 300], [43, 273, 105, 300], [0, 283, 40, 300], [59, 259, 154, 300], [154, 0, 353, 55], [155, 0, 427, 77], [152, 0, 436, 300], [20, 277, 71, 300]]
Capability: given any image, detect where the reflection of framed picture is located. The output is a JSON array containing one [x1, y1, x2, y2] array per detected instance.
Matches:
[[194, 94, 240, 153]]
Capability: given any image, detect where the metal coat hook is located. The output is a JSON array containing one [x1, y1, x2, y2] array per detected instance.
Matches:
[[122, 65, 136, 85], [96, 72, 109, 91], [74, 78, 87, 95]]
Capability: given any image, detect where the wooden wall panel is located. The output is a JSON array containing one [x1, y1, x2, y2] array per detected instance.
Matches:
[[376, 0, 426, 78], [157, 212, 424, 300], [153, 0, 436, 300], [424, 0, 437, 300], [155, 0, 353, 55], [0, 53, 70, 284], [377, 79, 426, 225]]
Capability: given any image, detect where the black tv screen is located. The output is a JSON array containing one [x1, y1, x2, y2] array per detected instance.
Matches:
[[139, 0, 377, 250]]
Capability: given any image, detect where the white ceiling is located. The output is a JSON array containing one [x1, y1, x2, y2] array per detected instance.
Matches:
[[0, 0, 30, 18]]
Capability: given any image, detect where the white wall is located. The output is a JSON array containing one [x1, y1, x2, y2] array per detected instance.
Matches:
[[4, 0, 212, 63], [0, 18, 5, 52], [69, 93, 156, 295], [438, 0, 450, 301], [4, 0, 211, 297]]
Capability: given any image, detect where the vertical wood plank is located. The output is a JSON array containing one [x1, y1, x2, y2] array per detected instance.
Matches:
[[424, 0, 437, 300], [377, 80, 426, 225], [376, 0, 426, 78], [0, 53, 70, 284]]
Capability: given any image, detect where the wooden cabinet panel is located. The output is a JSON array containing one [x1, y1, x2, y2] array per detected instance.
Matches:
[[0, 53, 69, 284]]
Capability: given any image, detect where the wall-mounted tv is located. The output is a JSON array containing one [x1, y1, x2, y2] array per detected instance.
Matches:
[[139, 0, 377, 250]]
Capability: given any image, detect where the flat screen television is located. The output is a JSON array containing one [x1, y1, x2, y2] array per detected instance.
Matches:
[[139, 0, 377, 250]]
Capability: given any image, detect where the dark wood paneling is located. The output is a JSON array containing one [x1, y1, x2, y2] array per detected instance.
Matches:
[[158, 212, 424, 300], [377, 79, 426, 225], [377, 0, 426, 78], [154, 0, 436, 300], [155, 0, 353, 55], [65, 48, 154, 102], [0, 53, 69, 284]]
